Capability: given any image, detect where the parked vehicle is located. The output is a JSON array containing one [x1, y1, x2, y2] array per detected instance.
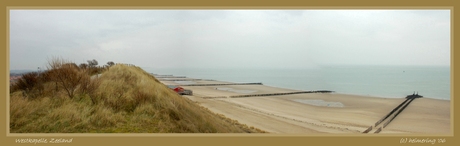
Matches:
[[167, 85, 193, 95]]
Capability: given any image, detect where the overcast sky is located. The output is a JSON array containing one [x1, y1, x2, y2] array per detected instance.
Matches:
[[9, 10, 450, 70]]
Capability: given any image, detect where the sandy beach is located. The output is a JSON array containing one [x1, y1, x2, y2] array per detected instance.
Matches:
[[160, 77, 451, 134]]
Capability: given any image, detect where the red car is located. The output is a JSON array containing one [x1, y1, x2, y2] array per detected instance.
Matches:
[[167, 85, 193, 95]]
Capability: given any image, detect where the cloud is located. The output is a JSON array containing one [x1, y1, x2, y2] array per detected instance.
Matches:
[[9, 10, 450, 70]]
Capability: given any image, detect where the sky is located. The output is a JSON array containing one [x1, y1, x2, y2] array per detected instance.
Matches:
[[9, 10, 451, 70]]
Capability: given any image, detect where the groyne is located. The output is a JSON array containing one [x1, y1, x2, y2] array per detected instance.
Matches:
[[182, 83, 263, 86], [363, 93, 422, 133]]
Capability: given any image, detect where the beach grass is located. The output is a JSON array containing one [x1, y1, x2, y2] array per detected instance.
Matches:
[[10, 61, 265, 133]]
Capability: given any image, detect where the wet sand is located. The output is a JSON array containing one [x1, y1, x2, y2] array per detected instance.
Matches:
[[161, 78, 451, 134]]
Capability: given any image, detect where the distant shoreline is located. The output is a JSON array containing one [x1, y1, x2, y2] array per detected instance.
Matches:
[[146, 65, 450, 101]]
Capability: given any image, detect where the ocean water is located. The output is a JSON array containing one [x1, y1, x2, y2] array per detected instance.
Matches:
[[143, 65, 451, 100]]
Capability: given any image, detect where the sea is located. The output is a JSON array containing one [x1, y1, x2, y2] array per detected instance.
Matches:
[[143, 65, 451, 101]]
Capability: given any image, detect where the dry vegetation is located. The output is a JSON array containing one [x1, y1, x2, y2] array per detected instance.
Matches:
[[10, 58, 265, 133]]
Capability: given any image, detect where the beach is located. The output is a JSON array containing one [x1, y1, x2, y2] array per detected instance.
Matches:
[[159, 77, 451, 134]]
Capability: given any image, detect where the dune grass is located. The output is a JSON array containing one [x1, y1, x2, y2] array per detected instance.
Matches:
[[10, 64, 265, 133]]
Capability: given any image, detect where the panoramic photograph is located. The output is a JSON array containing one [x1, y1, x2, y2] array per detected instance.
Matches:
[[9, 10, 450, 134]]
